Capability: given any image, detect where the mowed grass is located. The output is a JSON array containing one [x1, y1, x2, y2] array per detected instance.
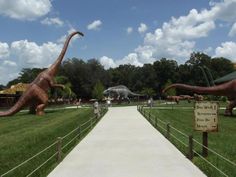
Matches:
[[0, 108, 94, 177], [144, 106, 236, 177]]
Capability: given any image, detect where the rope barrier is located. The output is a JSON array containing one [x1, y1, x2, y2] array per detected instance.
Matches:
[[169, 125, 188, 138], [80, 119, 91, 127], [1, 106, 108, 177], [1, 141, 57, 177], [169, 132, 188, 147], [193, 139, 236, 167], [156, 123, 166, 132], [193, 150, 229, 177], [25, 152, 58, 177], [81, 125, 91, 133], [141, 108, 236, 177], [62, 127, 78, 140], [62, 134, 79, 150]]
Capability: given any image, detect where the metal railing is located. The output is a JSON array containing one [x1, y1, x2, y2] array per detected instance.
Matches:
[[137, 105, 236, 177], [1, 107, 107, 177]]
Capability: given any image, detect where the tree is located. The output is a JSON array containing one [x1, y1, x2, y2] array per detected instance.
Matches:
[[52, 76, 76, 99], [92, 81, 105, 101], [141, 87, 156, 97], [164, 79, 176, 96], [153, 58, 178, 94], [59, 58, 109, 99], [7, 68, 44, 87]]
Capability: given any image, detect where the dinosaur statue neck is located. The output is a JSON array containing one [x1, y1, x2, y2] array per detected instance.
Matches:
[[163, 82, 232, 96], [47, 31, 83, 77]]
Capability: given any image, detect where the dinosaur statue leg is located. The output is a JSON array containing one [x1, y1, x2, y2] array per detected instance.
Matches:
[[32, 85, 49, 116], [29, 100, 38, 114], [224, 100, 236, 116], [126, 96, 131, 104]]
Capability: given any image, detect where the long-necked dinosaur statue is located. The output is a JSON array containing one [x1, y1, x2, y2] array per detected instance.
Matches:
[[162, 80, 236, 116], [103, 85, 142, 103], [0, 31, 84, 116]]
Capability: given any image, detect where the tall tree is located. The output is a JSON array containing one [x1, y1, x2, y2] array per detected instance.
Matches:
[[92, 80, 105, 101]]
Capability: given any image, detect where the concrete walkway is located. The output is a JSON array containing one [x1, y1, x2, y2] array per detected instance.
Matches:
[[48, 106, 206, 177]]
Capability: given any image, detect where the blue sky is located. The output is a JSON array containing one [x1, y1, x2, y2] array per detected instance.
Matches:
[[0, 0, 236, 85]]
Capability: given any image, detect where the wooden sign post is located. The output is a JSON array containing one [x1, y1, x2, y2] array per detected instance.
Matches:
[[194, 101, 218, 157]]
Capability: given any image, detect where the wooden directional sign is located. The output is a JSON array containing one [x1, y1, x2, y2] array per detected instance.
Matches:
[[194, 101, 218, 132]]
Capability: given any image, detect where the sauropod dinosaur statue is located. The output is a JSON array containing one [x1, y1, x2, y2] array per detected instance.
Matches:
[[0, 31, 84, 116], [166, 95, 182, 104], [103, 85, 141, 103], [162, 80, 236, 116]]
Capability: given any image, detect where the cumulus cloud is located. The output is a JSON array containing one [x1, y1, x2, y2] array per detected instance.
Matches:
[[0, 42, 9, 59], [0, 0, 52, 20], [87, 20, 102, 30], [126, 27, 133, 34], [100, 0, 236, 68], [99, 56, 117, 69], [10, 40, 62, 68], [0, 31, 82, 84], [117, 53, 143, 66], [3, 60, 17, 67], [138, 23, 148, 34], [228, 22, 236, 37], [41, 17, 64, 26], [99, 54, 143, 70], [0, 40, 62, 85], [214, 41, 236, 61]]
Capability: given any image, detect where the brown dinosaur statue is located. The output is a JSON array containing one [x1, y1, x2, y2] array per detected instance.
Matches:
[[162, 80, 236, 116], [0, 31, 84, 116], [179, 95, 194, 103], [166, 95, 182, 104]]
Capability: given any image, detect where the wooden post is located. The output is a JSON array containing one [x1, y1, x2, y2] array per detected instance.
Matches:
[[202, 132, 208, 157], [188, 135, 193, 160], [166, 123, 170, 139], [57, 137, 62, 162], [148, 112, 151, 121]]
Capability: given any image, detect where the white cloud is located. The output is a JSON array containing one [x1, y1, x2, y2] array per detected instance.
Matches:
[[100, 0, 236, 68], [41, 17, 64, 26], [118, 53, 143, 67], [0, 40, 61, 85], [87, 20, 102, 30], [99, 54, 143, 70], [228, 22, 236, 36], [138, 23, 148, 33], [11, 40, 62, 68], [99, 56, 117, 69], [0, 29, 84, 85], [214, 41, 236, 61], [0, 0, 52, 20], [3, 60, 17, 67], [126, 27, 133, 34], [130, 8, 215, 64], [0, 42, 9, 59], [203, 47, 213, 54]]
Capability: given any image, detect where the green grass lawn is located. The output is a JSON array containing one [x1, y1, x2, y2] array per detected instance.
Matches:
[[0, 108, 96, 177], [142, 106, 236, 177]]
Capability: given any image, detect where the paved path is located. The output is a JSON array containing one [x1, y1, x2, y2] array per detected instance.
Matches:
[[48, 106, 206, 177]]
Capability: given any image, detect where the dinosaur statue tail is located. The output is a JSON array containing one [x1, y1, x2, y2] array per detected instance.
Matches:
[[162, 83, 233, 96], [0, 93, 29, 117], [129, 91, 143, 96]]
